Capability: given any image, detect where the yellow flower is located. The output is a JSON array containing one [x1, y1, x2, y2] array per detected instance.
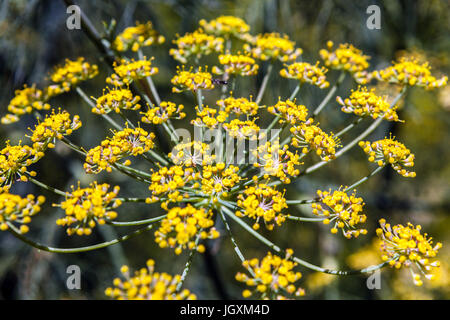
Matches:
[[223, 119, 261, 140], [320, 42, 370, 83], [253, 142, 301, 184], [290, 118, 340, 161], [1, 85, 50, 124], [236, 183, 287, 230], [141, 101, 185, 125], [113, 21, 165, 52], [106, 57, 159, 87], [105, 259, 196, 300], [201, 163, 241, 195], [0, 191, 45, 234], [0, 141, 43, 190], [55, 182, 121, 236], [92, 87, 141, 114], [171, 67, 215, 93], [155, 205, 219, 255], [236, 250, 304, 299], [337, 87, 401, 121], [280, 62, 329, 89], [359, 136, 415, 178], [212, 53, 259, 77], [28, 109, 82, 151], [216, 96, 260, 116], [170, 29, 224, 64], [191, 106, 228, 129], [50, 57, 98, 91], [148, 166, 198, 203], [169, 141, 215, 167], [372, 57, 448, 90], [84, 126, 155, 174], [376, 219, 442, 286], [199, 16, 250, 39], [244, 33, 302, 62], [312, 188, 367, 238], [267, 99, 308, 125]]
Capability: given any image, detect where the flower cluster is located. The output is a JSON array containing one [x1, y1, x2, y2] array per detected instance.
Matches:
[[223, 119, 260, 140], [312, 188, 367, 238], [148, 166, 197, 203], [84, 127, 155, 174], [105, 259, 196, 300], [200, 163, 241, 194], [55, 182, 121, 236], [171, 67, 215, 93], [169, 141, 215, 167], [92, 87, 141, 114], [155, 205, 219, 255], [199, 16, 250, 39], [0, 191, 45, 234], [213, 53, 259, 77], [2, 14, 448, 300], [359, 137, 415, 177], [113, 21, 165, 52], [267, 99, 308, 125], [244, 33, 302, 62], [141, 101, 186, 125], [191, 106, 228, 129], [290, 119, 340, 161], [376, 219, 442, 286], [372, 57, 448, 90], [253, 142, 301, 184], [280, 62, 329, 89], [236, 184, 287, 230], [235, 250, 304, 299], [337, 87, 401, 121], [28, 109, 82, 150], [216, 96, 259, 116], [106, 57, 159, 87], [2, 85, 50, 124], [0, 141, 43, 190], [319, 42, 370, 83], [50, 57, 99, 92], [170, 29, 224, 64]]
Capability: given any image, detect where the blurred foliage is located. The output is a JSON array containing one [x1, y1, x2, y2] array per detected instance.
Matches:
[[0, 0, 449, 299]]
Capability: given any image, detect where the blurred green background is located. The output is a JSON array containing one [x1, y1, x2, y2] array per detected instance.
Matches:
[[0, 0, 449, 299]]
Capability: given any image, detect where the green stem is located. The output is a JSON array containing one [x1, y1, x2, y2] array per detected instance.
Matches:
[[334, 117, 363, 138], [138, 49, 161, 105], [107, 214, 166, 227], [312, 71, 346, 118], [266, 115, 281, 132], [221, 206, 389, 275], [7, 222, 155, 254], [289, 83, 301, 101], [255, 63, 273, 104], [218, 209, 255, 277], [196, 89, 203, 111], [61, 137, 86, 155], [343, 165, 385, 191], [286, 215, 325, 222], [176, 234, 200, 292], [26, 175, 67, 197], [196, 89, 204, 142], [286, 198, 317, 205]]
